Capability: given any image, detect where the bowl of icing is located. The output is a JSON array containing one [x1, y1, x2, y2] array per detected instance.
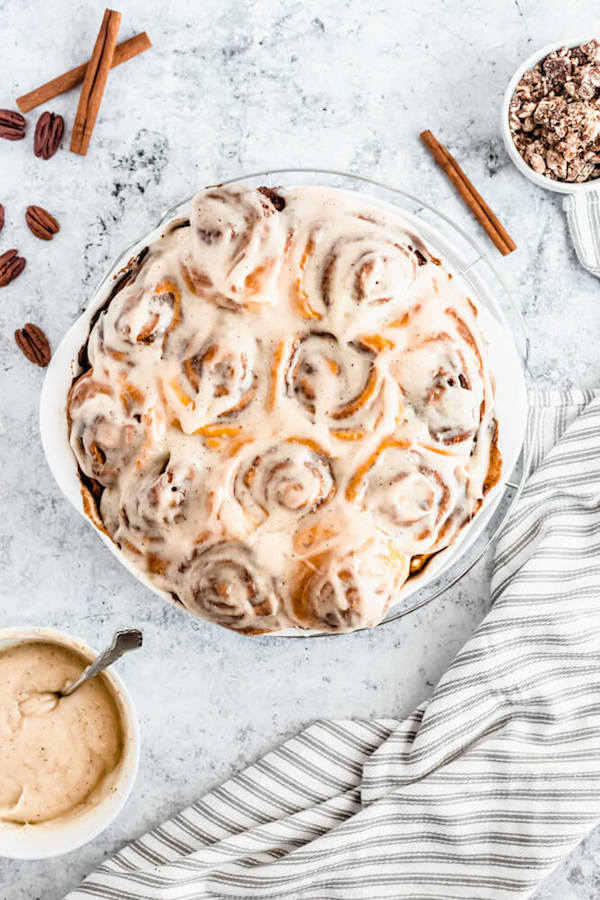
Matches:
[[0, 626, 139, 859]]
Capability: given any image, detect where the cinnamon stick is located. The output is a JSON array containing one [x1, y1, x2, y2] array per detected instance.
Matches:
[[17, 33, 151, 114], [70, 9, 122, 156], [419, 130, 517, 256]]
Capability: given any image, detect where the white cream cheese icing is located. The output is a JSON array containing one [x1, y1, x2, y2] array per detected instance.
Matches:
[[67, 183, 501, 634]]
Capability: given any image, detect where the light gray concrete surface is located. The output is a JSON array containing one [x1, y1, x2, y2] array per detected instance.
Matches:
[[1, 1, 599, 896]]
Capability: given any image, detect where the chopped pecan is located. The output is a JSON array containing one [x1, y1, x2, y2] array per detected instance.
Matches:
[[534, 96, 567, 128], [543, 56, 571, 84], [0, 249, 26, 286], [0, 203, 4, 233], [34, 111, 64, 160], [14, 323, 51, 367], [0, 109, 26, 141], [25, 205, 60, 241], [580, 39, 600, 63]]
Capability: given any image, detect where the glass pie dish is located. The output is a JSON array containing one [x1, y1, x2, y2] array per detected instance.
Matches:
[[40, 169, 530, 636]]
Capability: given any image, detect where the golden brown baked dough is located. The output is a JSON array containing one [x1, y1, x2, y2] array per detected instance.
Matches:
[[67, 184, 502, 634]]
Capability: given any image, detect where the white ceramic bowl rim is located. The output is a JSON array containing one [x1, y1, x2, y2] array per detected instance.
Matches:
[[502, 36, 600, 194], [0, 626, 140, 860]]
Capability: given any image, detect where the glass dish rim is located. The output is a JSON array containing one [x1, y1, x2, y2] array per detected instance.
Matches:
[[83, 168, 531, 638]]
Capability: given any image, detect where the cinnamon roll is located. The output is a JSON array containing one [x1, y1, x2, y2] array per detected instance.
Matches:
[[284, 332, 383, 440], [102, 456, 204, 544], [67, 372, 142, 487], [396, 330, 483, 445], [164, 327, 259, 435], [229, 438, 335, 529], [290, 533, 409, 632], [178, 541, 281, 633], [181, 184, 287, 309], [345, 438, 468, 557], [286, 187, 434, 333], [67, 183, 504, 634], [112, 278, 180, 346]]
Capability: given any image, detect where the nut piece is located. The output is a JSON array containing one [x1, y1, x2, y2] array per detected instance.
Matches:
[[34, 112, 64, 160], [14, 323, 51, 367], [25, 205, 60, 241], [0, 203, 4, 233], [0, 109, 26, 141], [0, 249, 26, 287], [258, 186, 286, 210]]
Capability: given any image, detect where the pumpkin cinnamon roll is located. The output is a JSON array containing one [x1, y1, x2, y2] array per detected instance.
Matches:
[[290, 534, 409, 633], [345, 439, 468, 557], [286, 186, 433, 332], [67, 183, 505, 634], [114, 278, 180, 345], [103, 456, 203, 540], [180, 183, 287, 309], [229, 438, 335, 530], [163, 326, 259, 435], [87, 278, 181, 366], [97, 453, 215, 583], [178, 541, 282, 633], [67, 372, 143, 488], [283, 332, 383, 440]]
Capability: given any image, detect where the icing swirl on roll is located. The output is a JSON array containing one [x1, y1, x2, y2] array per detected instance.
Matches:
[[287, 198, 433, 334], [283, 332, 385, 440], [67, 183, 503, 634], [346, 439, 468, 557]]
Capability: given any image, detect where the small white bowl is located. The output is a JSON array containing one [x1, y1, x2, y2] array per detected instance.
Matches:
[[0, 626, 139, 859], [502, 38, 600, 194]]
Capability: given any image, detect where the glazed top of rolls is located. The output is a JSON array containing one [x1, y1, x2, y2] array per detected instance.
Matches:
[[67, 183, 502, 634]]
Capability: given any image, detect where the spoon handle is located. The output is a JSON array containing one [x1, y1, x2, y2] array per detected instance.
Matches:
[[61, 629, 143, 697]]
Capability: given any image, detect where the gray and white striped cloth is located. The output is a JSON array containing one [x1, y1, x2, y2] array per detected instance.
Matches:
[[564, 192, 600, 278], [69, 388, 600, 900]]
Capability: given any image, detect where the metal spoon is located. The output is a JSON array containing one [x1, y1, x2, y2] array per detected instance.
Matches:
[[59, 628, 143, 697]]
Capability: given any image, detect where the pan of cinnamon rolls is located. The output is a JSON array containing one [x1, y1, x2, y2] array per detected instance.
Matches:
[[42, 176, 527, 635]]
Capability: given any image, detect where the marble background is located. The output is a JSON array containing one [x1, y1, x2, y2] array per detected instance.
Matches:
[[1, 0, 599, 897]]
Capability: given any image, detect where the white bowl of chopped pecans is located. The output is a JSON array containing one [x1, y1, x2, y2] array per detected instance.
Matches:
[[502, 38, 600, 194]]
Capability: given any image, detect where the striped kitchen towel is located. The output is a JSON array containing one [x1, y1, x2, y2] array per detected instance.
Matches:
[[564, 192, 600, 278], [69, 388, 600, 900]]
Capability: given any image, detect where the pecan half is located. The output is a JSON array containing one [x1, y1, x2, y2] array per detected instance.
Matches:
[[0, 249, 26, 286], [26, 205, 60, 241], [0, 203, 4, 233], [14, 323, 51, 367], [34, 111, 64, 160], [258, 186, 286, 210], [0, 109, 26, 141]]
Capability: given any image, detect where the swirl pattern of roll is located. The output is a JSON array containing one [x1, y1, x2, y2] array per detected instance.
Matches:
[[180, 184, 287, 309], [230, 438, 335, 529], [67, 372, 143, 487], [283, 332, 385, 440], [345, 438, 468, 557], [163, 327, 259, 435], [285, 187, 436, 331], [290, 533, 409, 632], [178, 541, 281, 633], [67, 182, 504, 634]]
